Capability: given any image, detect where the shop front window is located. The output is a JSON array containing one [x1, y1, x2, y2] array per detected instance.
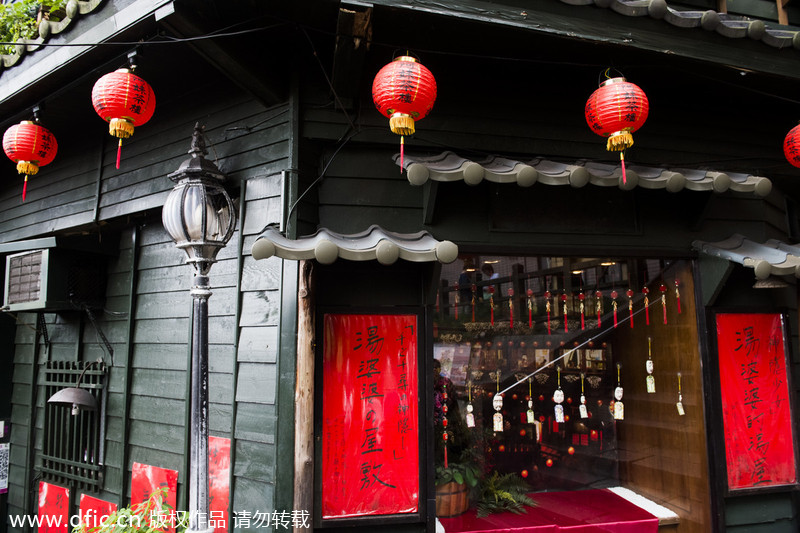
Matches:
[[433, 255, 710, 531]]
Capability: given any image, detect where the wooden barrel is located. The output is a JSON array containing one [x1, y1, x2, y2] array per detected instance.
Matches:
[[435, 481, 470, 517]]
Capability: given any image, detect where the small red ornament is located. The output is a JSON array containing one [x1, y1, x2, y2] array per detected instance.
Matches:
[[92, 68, 156, 169], [546, 459, 554, 468], [568, 446, 575, 455], [784, 123, 800, 167], [372, 56, 437, 170], [521, 469, 529, 478], [3, 120, 57, 201], [585, 74, 649, 184]]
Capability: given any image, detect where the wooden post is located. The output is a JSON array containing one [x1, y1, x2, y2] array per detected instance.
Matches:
[[777, 0, 790, 25], [294, 260, 315, 531]]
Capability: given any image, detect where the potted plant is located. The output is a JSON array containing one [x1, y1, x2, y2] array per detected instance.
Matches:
[[476, 471, 536, 517], [435, 458, 482, 517]]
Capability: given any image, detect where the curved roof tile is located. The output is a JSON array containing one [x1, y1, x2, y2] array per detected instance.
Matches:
[[400, 151, 772, 196], [251, 224, 459, 265], [693, 233, 800, 279]]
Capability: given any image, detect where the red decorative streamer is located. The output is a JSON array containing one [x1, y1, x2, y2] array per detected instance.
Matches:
[[675, 279, 682, 314], [642, 286, 650, 325], [489, 286, 495, 326], [545, 291, 552, 334], [611, 290, 618, 328], [626, 288, 634, 328], [472, 284, 477, 322], [527, 289, 533, 329], [508, 288, 514, 329], [579, 292, 585, 330], [454, 282, 459, 320], [561, 293, 568, 333], [660, 283, 668, 324], [595, 290, 603, 328]]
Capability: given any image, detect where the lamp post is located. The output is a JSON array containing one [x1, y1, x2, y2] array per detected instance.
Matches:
[[162, 123, 236, 533]]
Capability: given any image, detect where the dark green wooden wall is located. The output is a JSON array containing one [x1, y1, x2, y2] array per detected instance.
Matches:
[[3, 73, 292, 532]]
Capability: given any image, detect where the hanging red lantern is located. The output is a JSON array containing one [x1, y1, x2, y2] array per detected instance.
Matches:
[[91, 68, 156, 169], [585, 74, 649, 184], [783, 123, 800, 167], [372, 55, 437, 170], [3, 120, 58, 201]]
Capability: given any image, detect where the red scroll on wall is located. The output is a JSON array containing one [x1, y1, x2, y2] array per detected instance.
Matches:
[[321, 314, 419, 519], [716, 313, 798, 491]]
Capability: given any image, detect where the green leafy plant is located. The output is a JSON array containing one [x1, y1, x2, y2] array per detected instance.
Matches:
[[476, 471, 536, 517], [0, 0, 66, 54], [435, 460, 481, 488], [72, 488, 187, 533]]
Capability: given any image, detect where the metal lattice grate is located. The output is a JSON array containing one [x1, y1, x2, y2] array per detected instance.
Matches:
[[6, 250, 43, 305], [41, 361, 106, 491]]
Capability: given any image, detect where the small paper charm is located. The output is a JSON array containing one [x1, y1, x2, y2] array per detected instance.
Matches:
[[611, 290, 619, 327], [595, 290, 603, 328], [579, 373, 589, 419], [626, 288, 634, 328], [676, 372, 685, 416], [555, 403, 565, 423], [493, 393, 504, 432], [554, 367, 565, 422], [646, 336, 656, 394], [642, 286, 650, 325], [614, 363, 624, 420], [660, 283, 668, 324], [508, 288, 514, 329], [545, 290, 552, 334], [526, 378, 535, 423], [466, 381, 475, 428]]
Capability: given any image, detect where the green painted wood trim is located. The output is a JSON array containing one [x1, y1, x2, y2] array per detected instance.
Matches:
[[226, 180, 246, 533], [118, 226, 138, 504], [274, 78, 300, 516], [21, 314, 43, 533]]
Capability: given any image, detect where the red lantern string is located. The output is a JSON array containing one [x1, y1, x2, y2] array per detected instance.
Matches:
[[2, 120, 58, 202], [545, 291, 552, 334], [442, 382, 449, 468], [660, 283, 668, 324], [91, 68, 156, 170], [508, 288, 514, 329], [562, 293, 568, 333], [454, 282, 459, 320], [471, 284, 477, 322], [611, 289, 618, 328], [527, 289, 533, 329], [584, 72, 649, 186], [627, 288, 634, 328], [596, 290, 603, 328], [372, 56, 437, 173], [489, 286, 495, 326], [642, 286, 650, 325]]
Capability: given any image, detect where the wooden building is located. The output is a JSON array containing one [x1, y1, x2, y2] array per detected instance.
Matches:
[[0, 1, 799, 532]]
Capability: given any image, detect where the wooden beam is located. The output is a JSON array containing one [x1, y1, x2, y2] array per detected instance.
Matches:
[[293, 260, 315, 532], [777, 0, 789, 25]]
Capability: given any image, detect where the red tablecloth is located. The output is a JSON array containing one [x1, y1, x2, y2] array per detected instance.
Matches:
[[438, 488, 659, 533]]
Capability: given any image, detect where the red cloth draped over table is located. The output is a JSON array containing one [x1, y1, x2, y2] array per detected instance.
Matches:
[[438, 489, 658, 533]]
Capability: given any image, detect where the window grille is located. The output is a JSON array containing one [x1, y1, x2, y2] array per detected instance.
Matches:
[[40, 361, 106, 491]]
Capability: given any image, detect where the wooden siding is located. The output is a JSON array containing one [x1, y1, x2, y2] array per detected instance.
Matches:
[[4, 86, 291, 531]]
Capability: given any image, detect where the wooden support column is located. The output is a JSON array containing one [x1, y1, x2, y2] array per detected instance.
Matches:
[[778, 0, 790, 25], [294, 260, 315, 531]]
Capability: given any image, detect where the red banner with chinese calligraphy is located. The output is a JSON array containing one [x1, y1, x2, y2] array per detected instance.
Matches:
[[38, 482, 69, 533], [78, 495, 118, 529], [321, 314, 419, 519], [716, 313, 797, 490], [208, 436, 231, 533], [131, 462, 179, 532]]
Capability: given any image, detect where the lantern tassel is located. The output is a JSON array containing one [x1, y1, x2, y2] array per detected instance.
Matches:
[[22, 175, 27, 202], [620, 151, 626, 185], [116, 139, 123, 169], [400, 135, 404, 172]]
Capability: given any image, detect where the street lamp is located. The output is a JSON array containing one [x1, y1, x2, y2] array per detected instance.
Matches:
[[162, 123, 236, 533]]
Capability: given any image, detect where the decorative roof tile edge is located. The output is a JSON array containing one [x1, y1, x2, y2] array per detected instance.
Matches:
[[398, 151, 773, 196], [0, 0, 105, 70], [564, 0, 800, 50], [251, 224, 459, 265], [692, 233, 800, 279]]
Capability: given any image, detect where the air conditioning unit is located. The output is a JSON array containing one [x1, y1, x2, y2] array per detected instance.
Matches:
[[3, 248, 106, 312]]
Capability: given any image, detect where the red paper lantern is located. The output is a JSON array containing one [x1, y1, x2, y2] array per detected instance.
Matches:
[[783, 123, 800, 168], [91, 68, 156, 168], [585, 76, 649, 183], [3, 120, 57, 201], [372, 56, 437, 169]]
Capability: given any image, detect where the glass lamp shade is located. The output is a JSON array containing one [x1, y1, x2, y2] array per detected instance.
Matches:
[[162, 177, 236, 275]]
